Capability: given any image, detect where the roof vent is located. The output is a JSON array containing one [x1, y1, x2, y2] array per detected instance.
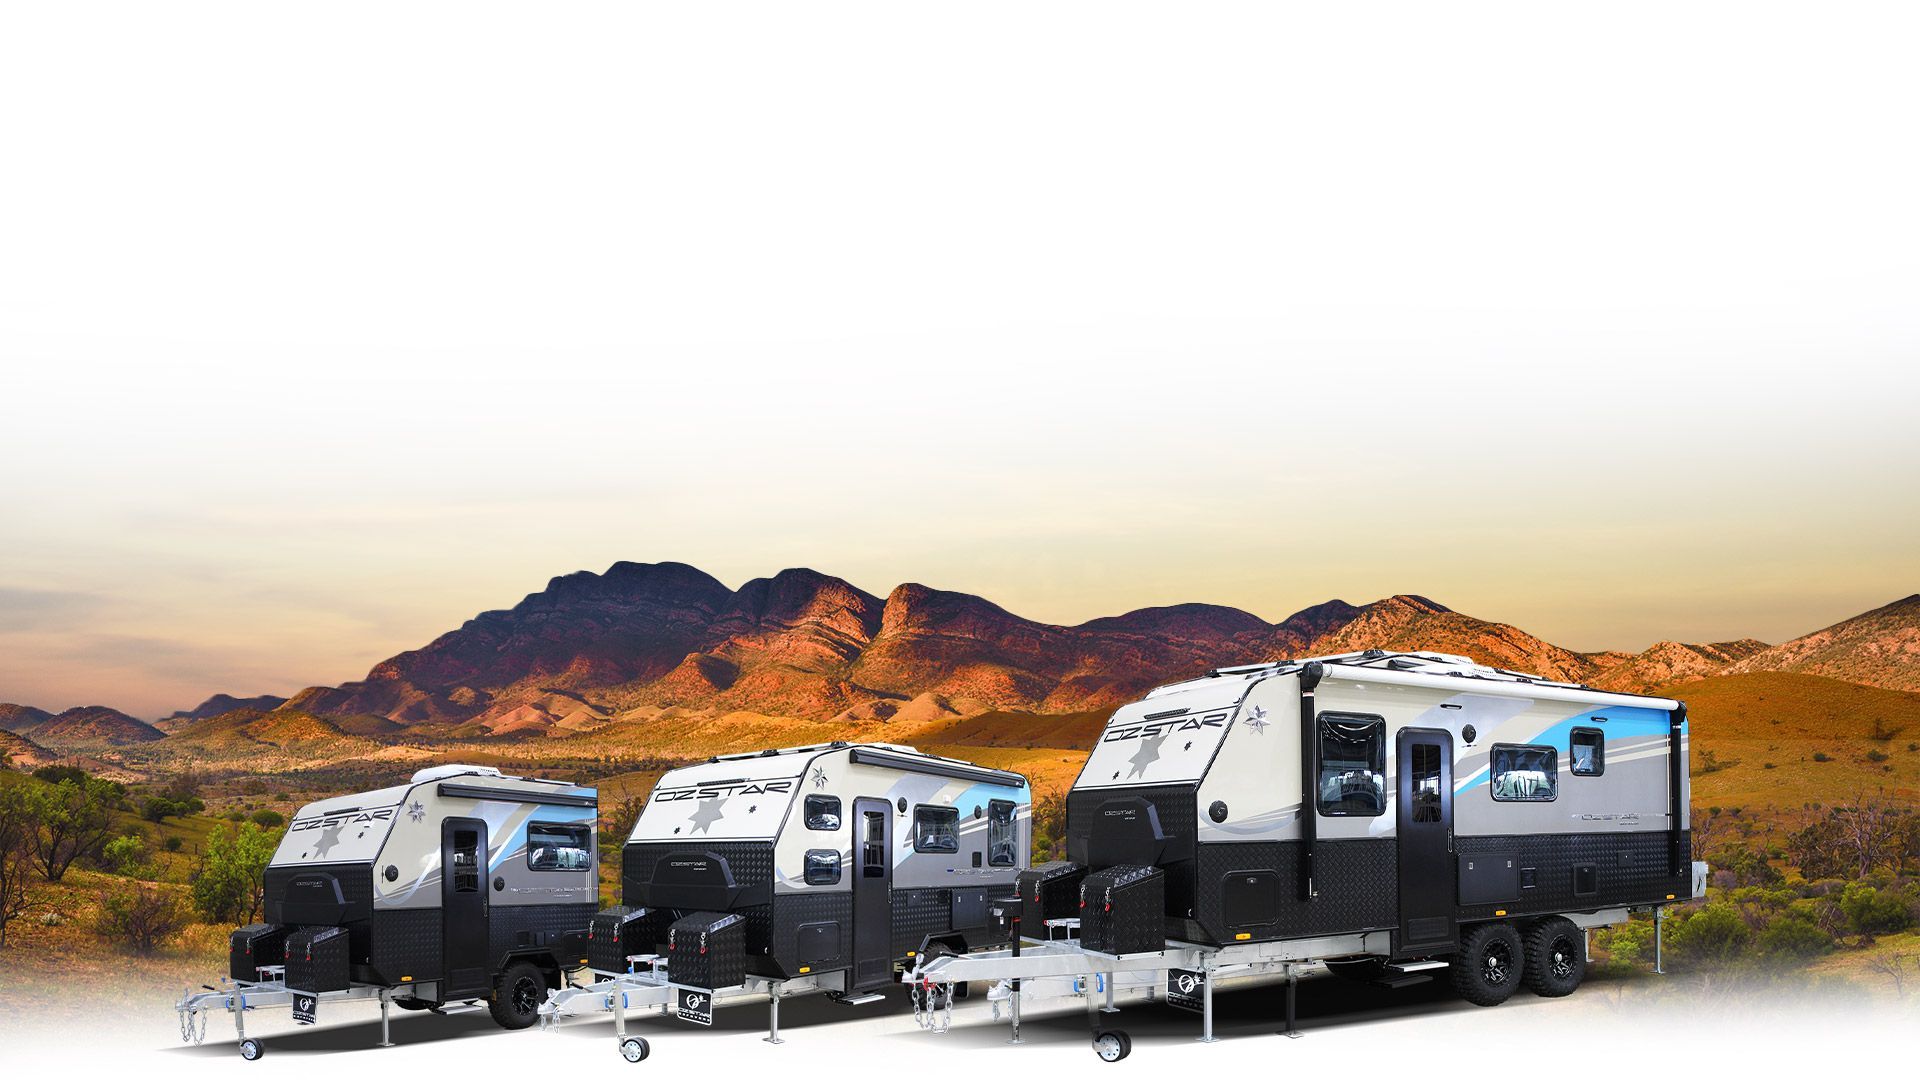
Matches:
[[410, 764, 504, 785]]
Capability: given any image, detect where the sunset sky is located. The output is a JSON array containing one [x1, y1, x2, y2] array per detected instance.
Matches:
[[3, 3, 1917, 717]]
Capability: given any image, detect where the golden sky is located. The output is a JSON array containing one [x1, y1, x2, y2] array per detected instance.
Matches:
[[3, 4, 1917, 716]]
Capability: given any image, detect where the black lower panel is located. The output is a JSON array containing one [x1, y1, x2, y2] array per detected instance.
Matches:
[[366, 909, 440, 985], [489, 902, 597, 967], [1454, 831, 1690, 921], [1192, 840, 1397, 946], [770, 891, 852, 977]]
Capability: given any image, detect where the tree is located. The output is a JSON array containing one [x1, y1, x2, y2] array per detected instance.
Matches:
[[31, 778, 120, 882], [0, 786, 39, 948], [191, 823, 278, 924]]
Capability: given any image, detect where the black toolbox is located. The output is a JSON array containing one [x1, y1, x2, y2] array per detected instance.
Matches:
[[590, 905, 671, 973], [667, 911, 745, 990], [229, 923, 292, 981], [285, 925, 352, 993], [1078, 865, 1165, 955], [1016, 860, 1087, 935]]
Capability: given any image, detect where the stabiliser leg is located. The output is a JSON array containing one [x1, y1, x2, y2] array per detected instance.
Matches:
[[764, 988, 784, 1045], [1281, 966, 1302, 1039], [378, 989, 394, 1048]]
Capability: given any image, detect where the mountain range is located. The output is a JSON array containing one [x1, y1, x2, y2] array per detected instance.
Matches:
[[2, 562, 1912, 750]]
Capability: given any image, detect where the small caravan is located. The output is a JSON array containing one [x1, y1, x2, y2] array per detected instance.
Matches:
[[178, 765, 598, 1059], [543, 741, 1031, 1058], [908, 652, 1708, 1060]]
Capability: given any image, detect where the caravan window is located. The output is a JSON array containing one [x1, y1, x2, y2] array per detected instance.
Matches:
[[987, 800, 1017, 866], [1570, 728, 1605, 776], [527, 823, 592, 871], [1317, 715, 1385, 816], [1491, 744, 1559, 801], [912, 805, 960, 853], [803, 849, 841, 885], [805, 795, 842, 831]]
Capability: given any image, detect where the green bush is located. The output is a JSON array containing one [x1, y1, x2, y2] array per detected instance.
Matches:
[[162, 836, 183, 853], [140, 794, 204, 822], [1755, 912, 1833, 960], [30, 765, 89, 787], [1668, 903, 1751, 965], [101, 833, 150, 877], [1593, 918, 1655, 974], [1838, 883, 1913, 937], [249, 809, 285, 828]]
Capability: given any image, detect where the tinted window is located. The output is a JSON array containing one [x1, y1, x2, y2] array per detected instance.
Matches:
[[1408, 742, 1443, 823], [861, 810, 886, 877], [451, 829, 480, 892], [1570, 728, 1605, 776], [803, 849, 841, 885], [805, 794, 842, 831], [1317, 715, 1385, 816], [527, 823, 592, 871], [912, 805, 959, 853], [1491, 744, 1558, 801], [987, 800, 1017, 866]]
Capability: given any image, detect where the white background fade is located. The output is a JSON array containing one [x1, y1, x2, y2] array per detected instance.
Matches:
[[3, 2, 1917, 715]]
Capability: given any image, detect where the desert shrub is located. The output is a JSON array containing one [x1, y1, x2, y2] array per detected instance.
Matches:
[[162, 836, 183, 853], [239, 780, 268, 796], [95, 880, 188, 954], [1838, 882, 1913, 937], [1755, 912, 1834, 960], [31, 765, 88, 786], [248, 809, 283, 828], [1812, 752, 1833, 763], [140, 794, 204, 822], [1031, 791, 1067, 863], [101, 833, 151, 877], [0, 786, 37, 947], [1867, 749, 1890, 763], [1593, 917, 1654, 974], [190, 823, 277, 925], [1668, 902, 1751, 966]]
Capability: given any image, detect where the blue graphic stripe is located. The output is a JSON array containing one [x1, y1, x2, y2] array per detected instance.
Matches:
[[1456, 704, 1673, 794]]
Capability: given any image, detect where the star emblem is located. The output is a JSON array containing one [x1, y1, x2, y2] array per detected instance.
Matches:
[[313, 821, 345, 859], [687, 797, 727, 834], [1126, 733, 1167, 779], [1244, 705, 1269, 734], [809, 766, 828, 789], [407, 801, 426, 823]]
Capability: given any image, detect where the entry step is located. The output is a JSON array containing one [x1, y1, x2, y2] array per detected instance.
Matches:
[[836, 993, 886, 1006], [1386, 960, 1449, 972]]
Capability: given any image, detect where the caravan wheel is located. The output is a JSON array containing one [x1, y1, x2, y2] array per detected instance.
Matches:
[[619, 1036, 651, 1063], [238, 1038, 265, 1061], [1450, 922, 1524, 1007], [489, 961, 547, 1030], [1092, 1030, 1132, 1062], [1524, 918, 1586, 997]]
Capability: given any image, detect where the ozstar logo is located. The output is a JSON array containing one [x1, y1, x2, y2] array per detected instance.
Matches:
[[1101, 711, 1229, 742], [653, 778, 796, 803], [289, 807, 394, 832], [1175, 973, 1203, 995]]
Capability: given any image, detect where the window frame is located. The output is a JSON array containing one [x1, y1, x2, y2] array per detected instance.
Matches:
[[986, 799, 1017, 867], [1489, 742, 1560, 802], [1315, 712, 1387, 818], [911, 804, 961, 854], [804, 794, 843, 831], [526, 821, 593, 873], [1569, 726, 1605, 777]]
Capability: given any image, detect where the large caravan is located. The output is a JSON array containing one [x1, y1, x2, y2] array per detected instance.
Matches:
[[177, 765, 598, 1059], [909, 652, 1707, 1059], [542, 742, 1031, 1058]]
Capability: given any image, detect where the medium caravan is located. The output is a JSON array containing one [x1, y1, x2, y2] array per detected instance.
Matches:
[[176, 765, 599, 1060], [908, 651, 1708, 1060], [541, 741, 1031, 1059]]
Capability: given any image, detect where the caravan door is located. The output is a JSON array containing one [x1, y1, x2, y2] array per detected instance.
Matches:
[[850, 797, 893, 991], [1395, 729, 1457, 953], [441, 817, 491, 995]]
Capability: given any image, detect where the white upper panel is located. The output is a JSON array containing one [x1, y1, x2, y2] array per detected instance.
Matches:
[[1073, 679, 1251, 790]]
